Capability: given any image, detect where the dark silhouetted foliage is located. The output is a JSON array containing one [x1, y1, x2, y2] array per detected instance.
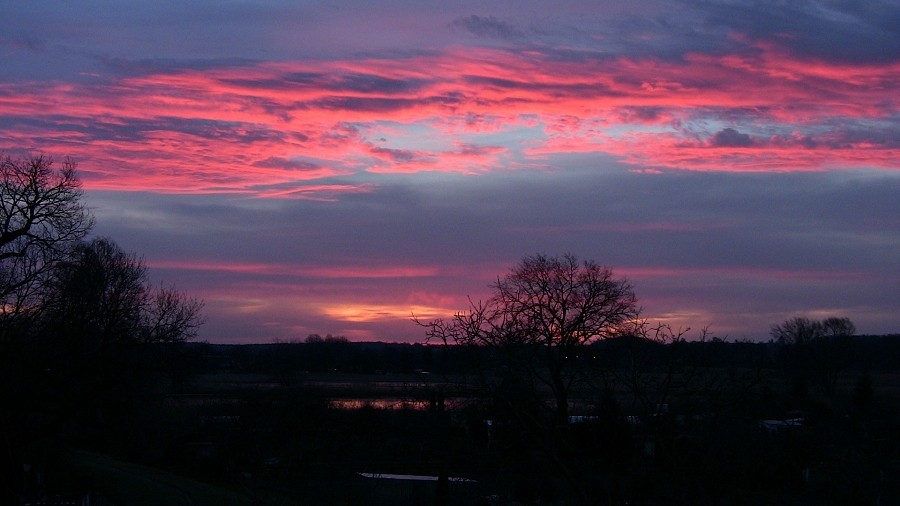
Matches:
[[0, 156, 203, 504]]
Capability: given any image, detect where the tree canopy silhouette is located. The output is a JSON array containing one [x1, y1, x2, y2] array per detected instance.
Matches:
[[771, 315, 857, 396], [771, 316, 857, 345], [418, 253, 638, 424], [0, 155, 93, 336], [0, 155, 203, 503]]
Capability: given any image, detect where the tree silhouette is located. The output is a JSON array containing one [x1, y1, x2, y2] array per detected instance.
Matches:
[[770, 317, 823, 345], [0, 157, 203, 502], [1, 155, 93, 501], [821, 316, 856, 338], [418, 255, 642, 504], [0, 154, 93, 339], [771, 315, 856, 396], [419, 253, 638, 427], [40, 238, 204, 420]]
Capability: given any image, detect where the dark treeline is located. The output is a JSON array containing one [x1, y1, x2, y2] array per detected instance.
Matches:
[[203, 334, 900, 377]]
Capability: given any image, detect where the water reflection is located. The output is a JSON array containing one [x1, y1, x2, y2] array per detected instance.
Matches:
[[329, 397, 466, 410]]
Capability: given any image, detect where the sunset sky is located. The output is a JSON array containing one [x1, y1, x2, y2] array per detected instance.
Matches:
[[2, 1, 897, 343]]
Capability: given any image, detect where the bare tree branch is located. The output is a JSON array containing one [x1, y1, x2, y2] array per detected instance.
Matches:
[[0, 155, 93, 322], [416, 253, 639, 425]]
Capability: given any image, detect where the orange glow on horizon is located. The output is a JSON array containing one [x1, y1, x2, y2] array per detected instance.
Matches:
[[319, 303, 456, 323]]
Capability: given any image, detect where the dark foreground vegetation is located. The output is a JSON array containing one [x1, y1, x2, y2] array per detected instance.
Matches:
[[3, 156, 899, 505], [8, 335, 900, 506]]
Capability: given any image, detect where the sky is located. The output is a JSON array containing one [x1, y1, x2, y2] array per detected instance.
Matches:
[[1, 0, 897, 343]]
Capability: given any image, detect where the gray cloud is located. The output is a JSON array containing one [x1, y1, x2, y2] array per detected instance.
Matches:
[[96, 56, 260, 77], [0, 115, 286, 146], [333, 74, 429, 94], [369, 147, 420, 163], [450, 15, 524, 40], [693, 0, 900, 63], [312, 96, 423, 112], [710, 128, 756, 147], [252, 157, 322, 171]]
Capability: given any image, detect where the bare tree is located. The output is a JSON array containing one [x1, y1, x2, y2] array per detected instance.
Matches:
[[771, 316, 856, 396], [46, 238, 204, 351], [143, 285, 205, 344], [771, 315, 856, 344], [48, 238, 147, 346], [1, 155, 93, 500], [0, 155, 93, 332], [0, 157, 204, 501], [770, 317, 824, 345], [821, 316, 856, 338], [25, 237, 205, 427], [419, 253, 638, 425], [418, 254, 638, 504]]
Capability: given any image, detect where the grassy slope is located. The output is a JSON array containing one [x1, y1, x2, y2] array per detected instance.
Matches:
[[70, 451, 253, 506]]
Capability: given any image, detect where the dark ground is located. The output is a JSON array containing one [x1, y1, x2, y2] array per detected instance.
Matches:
[[9, 337, 900, 505]]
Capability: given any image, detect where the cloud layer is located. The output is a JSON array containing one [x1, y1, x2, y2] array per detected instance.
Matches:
[[1, 0, 897, 341]]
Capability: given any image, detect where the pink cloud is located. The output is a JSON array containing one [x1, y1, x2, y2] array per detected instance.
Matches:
[[1, 42, 896, 197]]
